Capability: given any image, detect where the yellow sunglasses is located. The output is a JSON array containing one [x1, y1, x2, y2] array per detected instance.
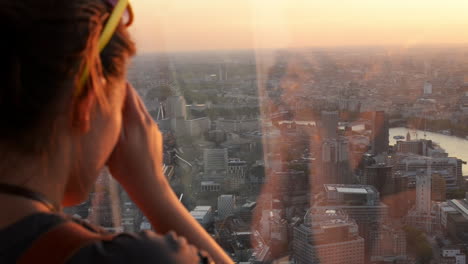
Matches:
[[76, 0, 133, 96]]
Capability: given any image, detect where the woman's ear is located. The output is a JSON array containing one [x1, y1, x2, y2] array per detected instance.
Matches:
[[72, 89, 96, 133]]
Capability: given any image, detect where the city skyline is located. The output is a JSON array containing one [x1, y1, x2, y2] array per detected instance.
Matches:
[[71, 42, 468, 263]]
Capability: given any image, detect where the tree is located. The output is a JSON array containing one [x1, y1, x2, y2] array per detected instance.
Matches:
[[403, 225, 433, 264], [447, 189, 466, 199]]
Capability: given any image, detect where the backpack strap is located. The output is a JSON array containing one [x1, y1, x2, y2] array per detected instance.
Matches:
[[17, 220, 114, 264]]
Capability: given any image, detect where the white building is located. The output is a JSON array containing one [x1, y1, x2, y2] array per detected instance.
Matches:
[[416, 166, 432, 214], [203, 148, 228, 173], [437, 202, 457, 229], [200, 181, 220, 192], [218, 195, 236, 219], [424, 81, 433, 95], [185, 117, 211, 138], [406, 163, 435, 233], [190, 206, 213, 227]]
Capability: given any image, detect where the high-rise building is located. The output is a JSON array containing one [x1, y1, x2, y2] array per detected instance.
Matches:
[[416, 169, 432, 214], [293, 208, 365, 264], [203, 148, 228, 174], [406, 163, 436, 233], [158, 96, 211, 138], [218, 63, 228, 82], [317, 184, 388, 260], [119, 191, 140, 232], [166, 96, 187, 120], [164, 96, 189, 134], [317, 137, 351, 186], [321, 110, 339, 139], [217, 195, 236, 219], [227, 158, 247, 189], [373, 111, 389, 154], [88, 171, 123, 233], [432, 173, 447, 202], [322, 138, 349, 164], [362, 164, 393, 194], [361, 111, 389, 154]]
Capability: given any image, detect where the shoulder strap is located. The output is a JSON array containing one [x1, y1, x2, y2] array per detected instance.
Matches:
[[17, 220, 114, 264]]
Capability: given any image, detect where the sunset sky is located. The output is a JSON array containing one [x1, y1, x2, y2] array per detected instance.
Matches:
[[130, 0, 468, 53]]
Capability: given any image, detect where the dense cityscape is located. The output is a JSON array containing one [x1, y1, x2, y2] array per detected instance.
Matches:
[[66, 46, 468, 264]]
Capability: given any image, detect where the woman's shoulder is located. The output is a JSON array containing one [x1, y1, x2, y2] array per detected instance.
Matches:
[[0, 212, 200, 264], [68, 228, 201, 264], [0, 212, 66, 262]]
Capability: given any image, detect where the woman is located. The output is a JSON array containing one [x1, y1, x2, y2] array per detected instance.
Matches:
[[0, 0, 232, 263]]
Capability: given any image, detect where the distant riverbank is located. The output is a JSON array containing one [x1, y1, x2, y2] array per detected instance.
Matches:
[[389, 127, 468, 175], [389, 117, 468, 139]]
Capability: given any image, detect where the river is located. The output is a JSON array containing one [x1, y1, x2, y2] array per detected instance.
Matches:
[[389, 127, 468, 175]]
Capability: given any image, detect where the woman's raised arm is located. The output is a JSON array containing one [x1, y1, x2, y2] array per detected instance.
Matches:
[[107, 84, 233, 264]]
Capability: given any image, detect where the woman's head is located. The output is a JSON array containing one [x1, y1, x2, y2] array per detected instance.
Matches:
[[0, 0, 136, 205]]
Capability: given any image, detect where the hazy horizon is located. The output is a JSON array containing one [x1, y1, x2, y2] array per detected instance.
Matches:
[[130, 0, 468, 53], [132, 43, 468, 55]]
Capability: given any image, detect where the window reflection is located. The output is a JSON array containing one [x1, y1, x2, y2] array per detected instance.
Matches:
[[66, 1, 468, 263]]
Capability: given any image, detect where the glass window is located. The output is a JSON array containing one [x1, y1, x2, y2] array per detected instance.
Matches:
[[65, 1, 468, 263]]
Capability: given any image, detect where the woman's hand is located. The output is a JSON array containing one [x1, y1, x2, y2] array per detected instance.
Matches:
[[107, 83, 164, 184]]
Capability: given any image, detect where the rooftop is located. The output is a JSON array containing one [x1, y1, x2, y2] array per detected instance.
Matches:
[[336, 187, 367, 194], [201, 181, 220, 186], [191, 211, 210, 219], [325, 184, 377, 194], [242, 202, 256, 209], [193, 206, 212, 211], [190, 206, 212, 219]]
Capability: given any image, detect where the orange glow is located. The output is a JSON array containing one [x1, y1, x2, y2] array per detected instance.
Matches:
[[130, 0, 468, 52]]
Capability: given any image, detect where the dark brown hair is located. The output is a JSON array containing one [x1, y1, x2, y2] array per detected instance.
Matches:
[[0, 0, 136, 154]]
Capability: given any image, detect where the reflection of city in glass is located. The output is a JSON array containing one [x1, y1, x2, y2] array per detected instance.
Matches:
[[67, 47, 468, 263]]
